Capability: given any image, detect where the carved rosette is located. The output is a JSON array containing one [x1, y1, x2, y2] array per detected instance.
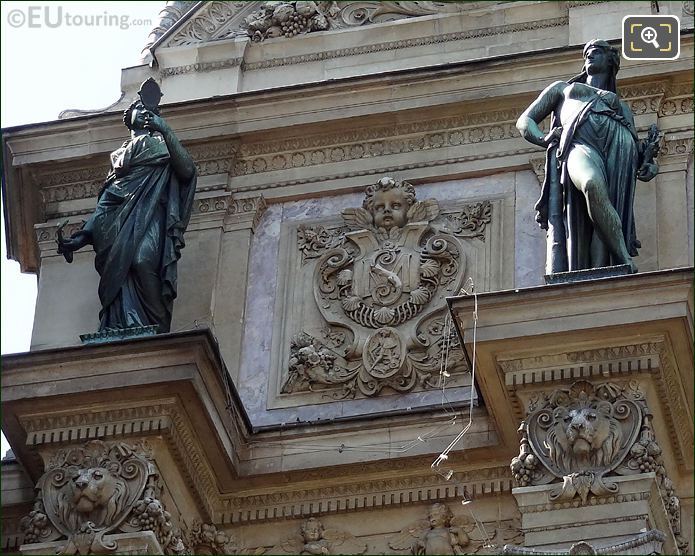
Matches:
[[283, 178, 490, 398], [20, 440, 187, 555], [510, 381, 687, 551]]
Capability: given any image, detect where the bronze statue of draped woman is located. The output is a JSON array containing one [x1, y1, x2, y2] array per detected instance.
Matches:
[[58, 80, 197, 334], [517, 40, 660, 274]]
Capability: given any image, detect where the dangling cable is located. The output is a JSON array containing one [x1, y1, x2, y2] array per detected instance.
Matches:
[[431, 281, 478, 479]]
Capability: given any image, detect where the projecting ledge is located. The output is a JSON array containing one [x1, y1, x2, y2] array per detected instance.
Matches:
[[446, 267, 694, 469], [0, 329, 248, 495]]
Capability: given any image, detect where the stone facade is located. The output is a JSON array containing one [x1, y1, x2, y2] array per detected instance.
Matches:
[[1, 1, 693, 554]]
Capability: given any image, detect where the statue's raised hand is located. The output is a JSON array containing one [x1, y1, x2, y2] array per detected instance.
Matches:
[[57, 229, 91, 263], [143, 112, 169, 134], [637, 161, 658, 182]]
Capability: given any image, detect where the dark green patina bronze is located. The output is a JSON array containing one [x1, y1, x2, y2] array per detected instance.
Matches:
[[58, 80, 197, 334], [517, 39, 661, 275]]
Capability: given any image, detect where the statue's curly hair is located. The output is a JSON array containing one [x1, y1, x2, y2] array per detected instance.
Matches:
[[122, 99, 160, 130], [300, 517, 324, 536], [363, 176, 416, 211]]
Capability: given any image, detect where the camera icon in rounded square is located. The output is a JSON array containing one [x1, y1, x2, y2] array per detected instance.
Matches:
[[623, 15, 680, 60]]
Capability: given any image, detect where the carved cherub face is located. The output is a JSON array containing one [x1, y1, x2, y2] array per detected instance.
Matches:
[[428, 503, 451, 528], [372, 189, 409, 231], [301, 518, 323, 542], [363, 177, 416, 232]]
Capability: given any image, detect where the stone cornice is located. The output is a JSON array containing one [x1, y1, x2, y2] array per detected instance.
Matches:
[[160, 58, 243, 77], [218, 464, 513, 524], [242, 17, 569, 71], [1, 329, 514, 527]]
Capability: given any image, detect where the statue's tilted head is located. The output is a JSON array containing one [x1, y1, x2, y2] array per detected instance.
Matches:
[[582, 39, 621, 81]]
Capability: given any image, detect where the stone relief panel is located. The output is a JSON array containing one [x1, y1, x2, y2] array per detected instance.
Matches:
[[510, 380, 687, 552], [271, 517, 366, 554], [239, 174, 513, 423], [274, 177, 496, 402], [20, 440, 187, 555], [163, 1, 495, 46], [388, 502, 523, 555]]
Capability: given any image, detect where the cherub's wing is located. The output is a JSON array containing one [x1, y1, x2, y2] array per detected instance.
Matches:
[[323, 529, 367, 554], [491, 518, 523, 546], [451, 515, 488, 553], [406, 199, 439, 223], [451, 515, 475, 533], [341, 207, 373, 230], [387, 519, 429, 550], [270, 537, 303, 554]]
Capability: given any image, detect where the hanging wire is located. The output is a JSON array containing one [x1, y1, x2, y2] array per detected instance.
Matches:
[[235, 279, 478, 457], [431, 279, 478, 479]]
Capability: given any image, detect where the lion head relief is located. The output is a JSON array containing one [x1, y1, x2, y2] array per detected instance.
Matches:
[[547, 401, 622, 473], [37, 441, 150, 540], [528, 381, 641, 479], [58, 466, 128, 531]]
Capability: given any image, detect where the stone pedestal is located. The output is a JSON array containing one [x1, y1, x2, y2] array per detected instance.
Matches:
[[20, 531, 162, 555], [509, 473, 675, 554]]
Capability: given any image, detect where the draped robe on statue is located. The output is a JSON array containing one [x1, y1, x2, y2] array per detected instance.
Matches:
[[535, 83, 640, 272], [83, 133, 197, 332]]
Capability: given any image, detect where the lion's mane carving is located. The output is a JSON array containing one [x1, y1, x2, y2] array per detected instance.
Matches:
[[547, 403, 622, 472], [60, 467, 128, 531], [21, 440, 188, 555]]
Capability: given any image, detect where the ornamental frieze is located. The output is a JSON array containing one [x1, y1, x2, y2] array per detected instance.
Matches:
[[281, 177, 492, 399]]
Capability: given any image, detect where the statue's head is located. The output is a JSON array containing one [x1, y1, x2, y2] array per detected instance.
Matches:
[[428, 503, 451, 528], [580, 39, 620, 91], [122, 100, 159, 132], [300, 517, 324, 542], [363, 177, 416, 231]]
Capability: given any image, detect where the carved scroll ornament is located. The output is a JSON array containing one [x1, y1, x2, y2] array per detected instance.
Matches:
[[284, 177, 489, 399], [20, 440, 186, 555]]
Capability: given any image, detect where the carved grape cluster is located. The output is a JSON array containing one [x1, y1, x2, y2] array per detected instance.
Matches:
[[510, 451, 538, 487], [281, 12, 310, 37], [128, 496, 186, 554], [627, 439, 662, 474], [510, 424, 539, 487], [20, 501, 54, 544]]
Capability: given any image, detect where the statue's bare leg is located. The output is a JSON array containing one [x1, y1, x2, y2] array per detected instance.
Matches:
[[566, 148, 637, 272]]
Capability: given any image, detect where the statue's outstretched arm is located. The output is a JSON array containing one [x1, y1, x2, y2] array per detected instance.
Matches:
[[144, 114, 196, 182], [516, 81, 566, 147]]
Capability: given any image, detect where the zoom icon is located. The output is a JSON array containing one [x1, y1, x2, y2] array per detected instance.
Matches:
[[623, 15, 680, 60]]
